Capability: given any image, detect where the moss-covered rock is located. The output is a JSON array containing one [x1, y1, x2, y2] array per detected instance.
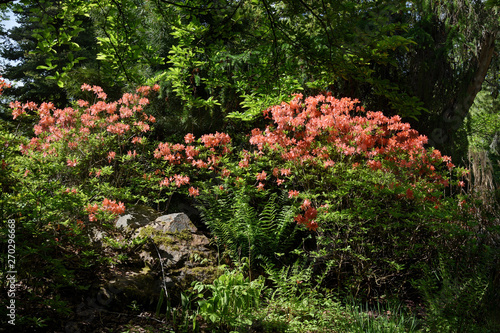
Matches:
[[85, 211, 218, 311]]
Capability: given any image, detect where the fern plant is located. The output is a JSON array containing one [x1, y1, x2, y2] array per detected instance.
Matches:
[[197, 188, 299, 269]]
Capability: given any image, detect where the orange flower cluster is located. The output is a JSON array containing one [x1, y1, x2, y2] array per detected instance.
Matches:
[[85, 198, 125, 222], [248, 94, 455, 210], [250, 94, 442, 171], [151, 94, 457, 232], [294, 199, 318, 231], [154, 132, 230, 170], [102, 198, 126, 215], [200, 132, 231, 148], [159, 174, 190, 188], [0, 77, 11, 98], [13, 84, 157, 160], [188, 186, 200, 197], [12, 84, 159, 224]]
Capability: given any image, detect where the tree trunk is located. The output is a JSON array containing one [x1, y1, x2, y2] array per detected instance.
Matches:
[[444, 30, 497, 126]]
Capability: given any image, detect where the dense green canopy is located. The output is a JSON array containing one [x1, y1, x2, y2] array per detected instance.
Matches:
[[1, 1, 498, 147]]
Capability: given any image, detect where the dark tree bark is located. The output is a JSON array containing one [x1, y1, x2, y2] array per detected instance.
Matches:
[[451, 30, 498, 121], [436, 29, 498, 157]]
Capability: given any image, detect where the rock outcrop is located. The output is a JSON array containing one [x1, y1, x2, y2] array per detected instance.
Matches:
[[93, 208, 217, 311]]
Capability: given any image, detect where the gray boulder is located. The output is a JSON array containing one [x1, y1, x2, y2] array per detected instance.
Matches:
[[115, 204, 160, 232]]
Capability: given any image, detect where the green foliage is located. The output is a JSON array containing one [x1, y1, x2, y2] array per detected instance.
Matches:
[[256, 291, 350, 333], [345, 300, 420, 333], [30, 0, 89, 87], [416, 240, 500, 332], [253, 258, 421, 333], [193, 266, 265, 330], [92, 0, 165, 85], [466, 87, 500, 152], [264, 255, 318, 304], [197, 189, 299, 268]]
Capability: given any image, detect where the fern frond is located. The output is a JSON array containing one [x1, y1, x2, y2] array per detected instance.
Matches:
[[198, 187, 301, 268]]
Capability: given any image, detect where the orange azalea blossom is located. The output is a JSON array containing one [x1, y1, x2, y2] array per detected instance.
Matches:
[[221, 169, 231, 177], [256, 171, 267, 181], [86, 204, 99, 214], [239, 159, 249, 168], [192, 159, 208, 168], [308, 221, 319, 231], [108, 151, 116, 162], [107, 123, 130, 135], [185, 146, 199, 159], [293, 205, 318, 231], [304, 207, 317, 220], [280, 168, 291, 176], [172, 143, 185, 151], [134, 121, 150, 132], [106, 113, 119, 122], [67, 159, 78, 167], [367, 160, 382, 171], [184, 133, 195, 144], [188, 187, 200, 197], [131, 136, 143, 144], [160, 177, 170, 187], [102, 198, 125, 215], [300, 199, 311, 210], [173, 174, 190, 187], [324, 160, 335, 168]]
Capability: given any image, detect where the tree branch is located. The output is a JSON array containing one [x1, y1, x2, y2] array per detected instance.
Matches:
[[156, 0, 227, 11], [453, 30, 498, 119]]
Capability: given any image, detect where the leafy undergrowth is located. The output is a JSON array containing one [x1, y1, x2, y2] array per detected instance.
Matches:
[[1, 227, 498, 333]]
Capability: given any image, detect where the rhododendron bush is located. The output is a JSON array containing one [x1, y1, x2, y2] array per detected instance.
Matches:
[[152, 93, 469, 293], [9, 84, 162, 237], [7, 83, 471, 295]]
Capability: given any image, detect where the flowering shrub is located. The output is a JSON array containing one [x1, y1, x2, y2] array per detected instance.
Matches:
[[153, 93, 461, 227], [11, 83, 161, 228], [152, 93, 469, 293], [8, 84, 471, 295]]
